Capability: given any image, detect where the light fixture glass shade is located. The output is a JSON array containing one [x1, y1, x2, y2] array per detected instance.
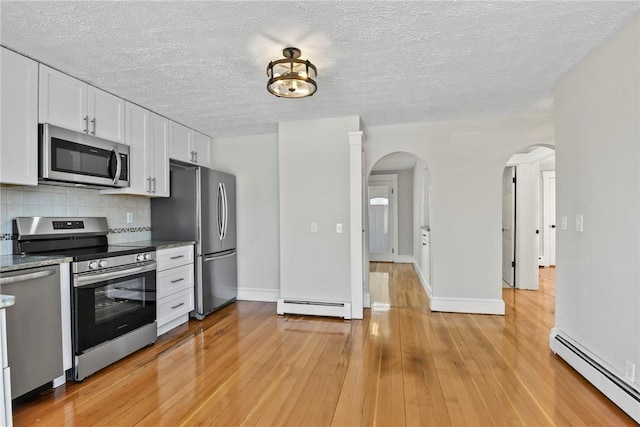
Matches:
[[267, 47, 317, 98]]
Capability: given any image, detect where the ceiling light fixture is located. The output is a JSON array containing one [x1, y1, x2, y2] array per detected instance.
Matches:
[[266, 47, 317, 98]]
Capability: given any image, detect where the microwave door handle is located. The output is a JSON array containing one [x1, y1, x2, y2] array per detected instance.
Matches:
[[112, 147, 122, 185]]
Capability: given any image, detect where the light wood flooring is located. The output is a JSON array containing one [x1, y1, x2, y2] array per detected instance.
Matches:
[[13, 264, 634, 426]]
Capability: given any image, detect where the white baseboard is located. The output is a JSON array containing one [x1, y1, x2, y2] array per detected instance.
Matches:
[[394, 255, 415, 264], [413, 261, 432, 299], [430, 297, 505, 315], [550, 328, 640, 423], [364, 292, 371, 308], [237, 287, 279, 302], [276, 298, 352, 319]]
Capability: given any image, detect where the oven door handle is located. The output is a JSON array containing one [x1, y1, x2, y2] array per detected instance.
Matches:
[[74, 261, 156, 287]]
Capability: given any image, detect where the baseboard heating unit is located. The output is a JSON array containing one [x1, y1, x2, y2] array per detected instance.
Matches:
[[277, 299, 352, 319], [550, 329, 640, 423]]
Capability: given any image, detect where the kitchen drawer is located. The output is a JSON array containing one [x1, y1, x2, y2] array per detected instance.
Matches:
[[158, 288, 194, 326], [157, 264, 193, 299], [157, 245, 194, 272]]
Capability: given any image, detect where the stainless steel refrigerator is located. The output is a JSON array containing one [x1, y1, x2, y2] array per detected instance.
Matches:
[[151, 167, 237, 319]]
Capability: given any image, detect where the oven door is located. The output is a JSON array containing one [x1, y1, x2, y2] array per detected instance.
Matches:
[[73, 261, 156, 354]]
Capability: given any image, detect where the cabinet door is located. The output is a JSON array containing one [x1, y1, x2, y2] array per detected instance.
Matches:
[[87, 86, 125, 143], [150, 112, 170, 197], [169, 121, 193, 163], [192, 131, 212, 168], [39, 64, 88, 132], [125, 102, 151, 194], [1, 48, 38, 186]]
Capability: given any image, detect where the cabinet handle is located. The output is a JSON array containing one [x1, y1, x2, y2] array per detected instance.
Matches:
[[171, 302, 185, 310], [152, 177, 156, 193], [83, 116, 89, 133], [422, 243, 426, 246], [147, 177, 152, 193], [194, 151, 198, 163], [170, 255, 184, 260], [190, 151, 196, 162], [91, 118, 96, 135], [170, 278, 185, 284]]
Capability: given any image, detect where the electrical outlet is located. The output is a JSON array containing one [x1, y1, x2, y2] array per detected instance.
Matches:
[[336, 223, 342, 233], [311, 222, 317, 233], [126, 212, 134, 224], [625, 360, 635, 382]]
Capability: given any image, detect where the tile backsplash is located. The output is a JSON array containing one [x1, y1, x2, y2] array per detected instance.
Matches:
[[0, 184, 151, 255]]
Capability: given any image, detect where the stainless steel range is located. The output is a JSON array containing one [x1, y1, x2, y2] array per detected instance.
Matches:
[[13, 217, 157, 381]]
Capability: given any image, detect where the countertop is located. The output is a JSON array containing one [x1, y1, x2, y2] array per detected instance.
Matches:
[[0, 254, 73, 273], [0, 295, 15, 309], [117, 240, 195, 251]]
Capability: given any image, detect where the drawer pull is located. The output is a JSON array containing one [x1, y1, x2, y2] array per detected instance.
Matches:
[[170, 278, 185, 284], [171, 302, 185, 310], [170, 255, 185, 260]]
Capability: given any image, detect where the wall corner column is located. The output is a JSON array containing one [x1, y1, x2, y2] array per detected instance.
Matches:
[[349, 131, 365, 319]]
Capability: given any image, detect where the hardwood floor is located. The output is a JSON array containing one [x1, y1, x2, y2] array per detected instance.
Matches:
[[13, 264, 634, 426]]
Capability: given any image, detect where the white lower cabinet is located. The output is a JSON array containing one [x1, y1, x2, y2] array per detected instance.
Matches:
[[156, 246, 195, 336]]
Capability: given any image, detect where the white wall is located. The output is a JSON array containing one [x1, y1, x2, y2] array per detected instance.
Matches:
[[371, 169, 413, 257], [210, 133, 280, 301], [365, 115, 554, 314], [554, 13, 639, 395], [0, 184, 151, 254], [279, 116, 360, 303]]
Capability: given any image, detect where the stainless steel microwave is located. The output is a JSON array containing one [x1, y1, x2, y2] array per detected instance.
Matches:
[[39, 123, 130, 188]]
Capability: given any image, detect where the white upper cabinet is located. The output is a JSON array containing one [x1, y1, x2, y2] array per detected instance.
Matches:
[[192, 131, 212, 168], [0, 47, 39, 186], [102, 103, 168, 197], [87, 86, 125, 143], [149, 112, 170, 197], [39, 65, 125, 143], [169, 121, 211, 168], [169, 121, 192, 164]]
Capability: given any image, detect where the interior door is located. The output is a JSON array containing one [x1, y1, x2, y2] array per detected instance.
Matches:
[[502, 167, 516, 287], [368, 184, 393, 262], [543, 171, 556, 266]]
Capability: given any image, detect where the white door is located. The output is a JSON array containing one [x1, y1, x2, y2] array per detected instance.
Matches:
[[192, 131, 212, 168], [150, 112, 170, 197], [502, 167, 516, 287], [543, 171, 556, 266], [368, 184, 393, 261], [169, 121, 193, 163]]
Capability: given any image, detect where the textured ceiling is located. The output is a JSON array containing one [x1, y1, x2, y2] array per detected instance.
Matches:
[[1, 1, 638, 138]]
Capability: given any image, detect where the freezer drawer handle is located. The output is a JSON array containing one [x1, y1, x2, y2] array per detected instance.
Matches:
[[203, 250, 236, 262], [171, 302, 185, 310], [170, 278, 185, 284], [0, 269, 56, 285], [169, 255, 184, 260]]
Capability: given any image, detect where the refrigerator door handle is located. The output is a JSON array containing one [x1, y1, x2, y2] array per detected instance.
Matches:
[[222, 182, 228, 240], [203, 250, 236, 262], [217, 182, 224, 240]]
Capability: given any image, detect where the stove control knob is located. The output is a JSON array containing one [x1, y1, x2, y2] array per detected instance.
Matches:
[[144, 253, 151, 260], [136, 254, 145, 262], [98, 260, 107, 268], [88, 261, 99, 270]]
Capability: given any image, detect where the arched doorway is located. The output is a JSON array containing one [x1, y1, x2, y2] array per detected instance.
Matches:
[[365, 151, 432, 308], [502, 145, 556, 290]]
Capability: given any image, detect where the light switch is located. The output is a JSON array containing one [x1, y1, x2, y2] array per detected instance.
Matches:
[[575, 214, 583, 232], [311, 222, 317, 233], [336, 223, 342, 233], [560, 216, 568, 231]]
